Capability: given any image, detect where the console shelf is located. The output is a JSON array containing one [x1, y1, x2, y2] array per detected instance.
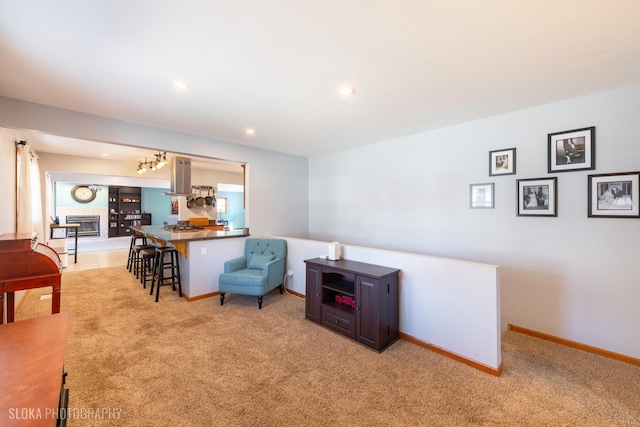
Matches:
[[304, 257, 400, 352], [323, 280, 355, 296]]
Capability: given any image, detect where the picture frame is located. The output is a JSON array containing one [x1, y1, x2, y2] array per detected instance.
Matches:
[[470, 183, 494, 209], [517, 177, 557, 217], [170, 197, 178, 215], [587, 172, 640, 218], [547, 126, 595, 173], [489, 148, 516, 176]]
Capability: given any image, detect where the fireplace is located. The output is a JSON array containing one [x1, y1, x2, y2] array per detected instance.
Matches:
[[65, 215, 100, 237]]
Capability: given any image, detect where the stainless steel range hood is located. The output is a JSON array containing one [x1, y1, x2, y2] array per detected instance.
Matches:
[[164, 157, 193, 196]]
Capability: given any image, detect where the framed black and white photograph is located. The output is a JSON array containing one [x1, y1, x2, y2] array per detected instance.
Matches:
[[588, 172, 640, 218], [517, 177, 557, 217], [547, 126, 595, 173], [470, 183, 494, 209], [489, 147, 516, 176]]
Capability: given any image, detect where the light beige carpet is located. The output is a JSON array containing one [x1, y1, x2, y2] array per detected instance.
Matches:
[[16, 266, 640, 426]]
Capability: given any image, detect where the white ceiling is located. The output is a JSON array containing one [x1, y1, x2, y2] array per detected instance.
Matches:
[[1, 1, 640, 159]]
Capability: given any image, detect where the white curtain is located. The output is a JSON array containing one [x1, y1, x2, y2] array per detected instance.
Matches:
[[16, 142, 45, 243], [45, 173, 54, 236]]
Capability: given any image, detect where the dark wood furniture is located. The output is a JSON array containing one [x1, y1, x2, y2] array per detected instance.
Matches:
[[150, 246, 183, 302], [0, 312, 70, 426], [0, 233, 62, 324], [108, 186, 151, 237], [304, 257, 400, 352], [49, 224, 79, 263]]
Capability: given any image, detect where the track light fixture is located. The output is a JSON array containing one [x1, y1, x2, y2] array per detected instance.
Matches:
[[136, 151, 168, 174], [155, 151, 167, 169]]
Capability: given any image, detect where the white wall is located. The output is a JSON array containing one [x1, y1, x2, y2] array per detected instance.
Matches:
[[0, 128, 19, 322], [0, 127, 16, 234], [182, 237, 248, 297], [0, 98, 309, 240], [280, 237, 501, 370], [309, 84, 640, 359]]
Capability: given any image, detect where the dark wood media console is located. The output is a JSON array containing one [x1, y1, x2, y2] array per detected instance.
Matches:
[[304, 258, 400, 352]]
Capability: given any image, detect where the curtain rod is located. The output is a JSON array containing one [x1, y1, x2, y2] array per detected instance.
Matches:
[[15, 140, 27, 147]]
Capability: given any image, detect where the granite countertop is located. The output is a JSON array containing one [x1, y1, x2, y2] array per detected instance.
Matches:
[[129, 225, 249, 243]]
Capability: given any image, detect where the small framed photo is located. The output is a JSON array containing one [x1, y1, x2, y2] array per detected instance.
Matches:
[[470, 183, 494, 209], [489, 148, 516, 176], [588, 172, 640, 218], [171, 197, 178, 215], [517, 177, 557, 217], [547, 126, 595, 173]]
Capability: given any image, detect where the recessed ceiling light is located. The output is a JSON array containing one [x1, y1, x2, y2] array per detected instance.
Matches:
[[101, 153, 109, 157], [338, 86, 356, 96], [172, 80, 189, 89], [245, 129, 256, 135]]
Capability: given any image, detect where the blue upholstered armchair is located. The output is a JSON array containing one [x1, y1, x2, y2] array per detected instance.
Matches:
[[219, 238, 287, 309]]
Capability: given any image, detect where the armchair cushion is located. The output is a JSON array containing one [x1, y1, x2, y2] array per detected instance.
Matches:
[[248, 253, 275, 269]]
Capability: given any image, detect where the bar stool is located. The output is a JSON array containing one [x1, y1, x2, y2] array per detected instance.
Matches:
[[127, 233, 148, 272], [132, 243, 155, 279], [138, 247, 156, 289], [150, 247, 182, 302]]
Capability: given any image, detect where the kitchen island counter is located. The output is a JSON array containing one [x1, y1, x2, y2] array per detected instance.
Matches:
[[129, 225, 249, 299]]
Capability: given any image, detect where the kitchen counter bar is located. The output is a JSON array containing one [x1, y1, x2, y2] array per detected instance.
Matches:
[[128, 225, 249, 299], [129, 225, 249, 259]]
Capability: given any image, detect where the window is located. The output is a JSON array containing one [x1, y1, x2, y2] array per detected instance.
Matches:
[[217, 197, 227, 214]]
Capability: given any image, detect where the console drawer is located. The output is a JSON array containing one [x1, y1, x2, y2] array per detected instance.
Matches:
[[322, 306, 355, 339]]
